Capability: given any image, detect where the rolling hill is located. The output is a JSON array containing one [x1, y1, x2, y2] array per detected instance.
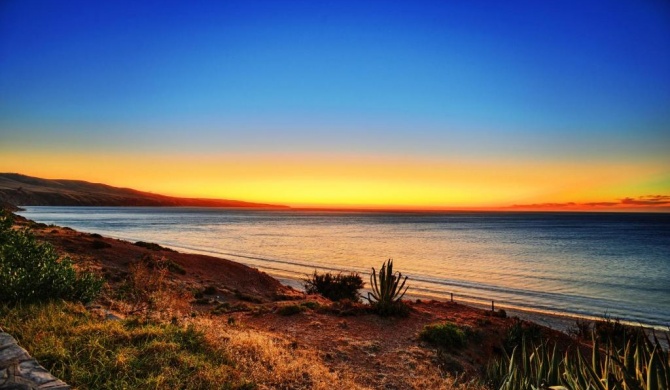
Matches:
[[0, 173, 288, 209]]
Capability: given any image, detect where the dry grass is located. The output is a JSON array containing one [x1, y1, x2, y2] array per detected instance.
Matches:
[[196, 317, 366, 389], [112, 256, 192, 321], [0, 301, 249, 389], [195, 317, 489, 390]]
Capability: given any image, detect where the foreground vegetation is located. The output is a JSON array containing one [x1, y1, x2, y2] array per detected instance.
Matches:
[[487, 323, 670, 390], [2, 210, 667, 390], [0, 301, 249, 389], [0, 212, 102, 304], [0, 301, 366, 389]]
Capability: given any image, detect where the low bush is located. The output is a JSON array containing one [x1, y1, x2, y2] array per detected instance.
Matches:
[[134, 241, 175, 252], [503, 319, 542, 353], [420, 322, 467, 349], [203, 285, 217, 295], [277, 304, 305, 316], [234, 290, 263, 303], [0, 212, 103, 304], [139, 253, 185, 275], [300, 301, 321, 310], [91, 240, 111, 249], [304, 271, 364, 302], [568, 318, 592, 340], [594, 315, 642, 346]]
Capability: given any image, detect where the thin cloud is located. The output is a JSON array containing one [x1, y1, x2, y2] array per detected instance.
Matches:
[[620, 195, 670, 205], [511, 195, 670, 209], [511, 202, 577, 208]]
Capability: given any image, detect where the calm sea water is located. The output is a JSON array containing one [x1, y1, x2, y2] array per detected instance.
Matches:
[[18, 207, 670, 329]]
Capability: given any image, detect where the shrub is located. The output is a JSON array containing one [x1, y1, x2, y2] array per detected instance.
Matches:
[[365, 259, 410, 316], [234, 290, 263, 303], [420, 322, 467, 349], [300, 301, 321, 310], [91, 240, 111, 249], [0, 212, 103, 304], [503, 319, 542, 353], [277, 304, 305, 316], [304, 271, 364, 302], [568, 318, 592, 340], [139, 253, 185, 275], [594, 315, 642, 347], [134, 241, 175, 252], [203, 285, 217, 295]]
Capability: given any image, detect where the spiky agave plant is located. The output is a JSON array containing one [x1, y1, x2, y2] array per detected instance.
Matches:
[[486, 328, 670, 390], [366, 259, 409, 314]]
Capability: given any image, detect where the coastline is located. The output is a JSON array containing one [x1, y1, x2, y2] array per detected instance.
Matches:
[[14, 207, 669, 335], [4, 208, 669, 389]]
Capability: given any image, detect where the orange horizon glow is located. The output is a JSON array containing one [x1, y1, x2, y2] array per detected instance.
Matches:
[[1, 149, 668, 212]]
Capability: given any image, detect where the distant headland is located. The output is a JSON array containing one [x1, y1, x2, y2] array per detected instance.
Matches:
[[0, 173, 289, 209]]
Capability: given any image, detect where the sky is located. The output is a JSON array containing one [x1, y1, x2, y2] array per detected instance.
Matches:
[[1, 0, 669, 210]]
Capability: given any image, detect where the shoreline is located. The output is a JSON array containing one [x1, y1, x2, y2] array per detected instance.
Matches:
[[14, 208, 668, 336]]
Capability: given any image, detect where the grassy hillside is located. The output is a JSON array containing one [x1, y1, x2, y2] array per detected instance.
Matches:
[[0, 173, 288, 208]]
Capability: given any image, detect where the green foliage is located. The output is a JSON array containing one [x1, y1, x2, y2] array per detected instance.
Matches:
[[0, 301, 251, 389], [486, 328, 670, 390], [277, 304, 305, 316], [365, 259, 410, 316], [304, 271, 364, 301], [420, 322, 467, 349], [0, 212, 103, 304]]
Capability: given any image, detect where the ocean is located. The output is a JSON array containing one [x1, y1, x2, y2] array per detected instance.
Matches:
[[17, 207, 670, 329]]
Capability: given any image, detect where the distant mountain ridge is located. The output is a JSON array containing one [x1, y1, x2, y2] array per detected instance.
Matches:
[[0, 173, 288, 209]]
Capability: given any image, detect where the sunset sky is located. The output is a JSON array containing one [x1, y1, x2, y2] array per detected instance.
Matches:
[[1, 1, 669, 210]]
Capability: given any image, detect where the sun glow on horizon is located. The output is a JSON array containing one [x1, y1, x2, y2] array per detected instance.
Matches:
[[1, 149, 668, 211]]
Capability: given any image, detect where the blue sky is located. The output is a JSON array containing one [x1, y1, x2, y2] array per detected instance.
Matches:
[[1, 0, 669, 207]]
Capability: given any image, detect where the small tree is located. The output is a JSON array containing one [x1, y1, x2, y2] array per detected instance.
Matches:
[[0, 212, 103, 304]]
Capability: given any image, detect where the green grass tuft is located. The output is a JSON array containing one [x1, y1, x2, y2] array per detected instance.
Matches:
[[0, 301, 251, 389]]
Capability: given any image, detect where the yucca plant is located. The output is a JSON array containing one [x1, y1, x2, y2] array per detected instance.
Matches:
[[486, 328, 670, 390], [365, 259, 409, 315]]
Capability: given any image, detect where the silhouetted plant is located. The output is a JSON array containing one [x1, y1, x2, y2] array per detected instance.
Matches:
[[0, 212, 103, 304], [304, 271, 364, 301], [594, 315, 642, 347], [365, 259, 409, 316], [503, 318, 542, 354], [568, 319, 592, 340]]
